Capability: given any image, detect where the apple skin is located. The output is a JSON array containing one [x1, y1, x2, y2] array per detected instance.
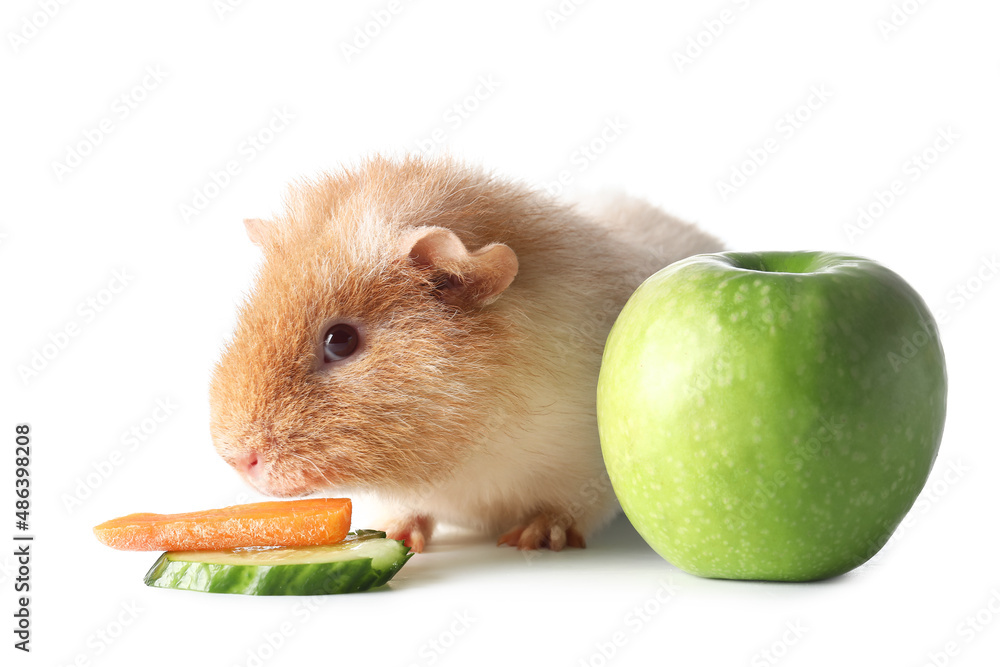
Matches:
[[597, 251, 947, 581]]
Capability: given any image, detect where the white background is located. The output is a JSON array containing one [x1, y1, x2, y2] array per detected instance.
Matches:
[[3, 0, 999, 665]]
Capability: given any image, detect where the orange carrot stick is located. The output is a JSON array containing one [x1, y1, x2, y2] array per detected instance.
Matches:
[[94, 498, 352, 551]]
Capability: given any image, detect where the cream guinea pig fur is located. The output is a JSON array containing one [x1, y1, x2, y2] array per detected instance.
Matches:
[[209, 154, 723, 552]]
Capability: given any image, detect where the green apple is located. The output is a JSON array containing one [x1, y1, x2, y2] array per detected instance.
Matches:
[[597, 251, 947, 581]]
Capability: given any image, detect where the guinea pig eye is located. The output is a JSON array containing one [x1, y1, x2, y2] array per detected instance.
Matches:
[[323, 324, 359, 362]]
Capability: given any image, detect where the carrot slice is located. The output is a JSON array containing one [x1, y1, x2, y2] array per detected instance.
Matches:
[[94, 498, 352, 551]]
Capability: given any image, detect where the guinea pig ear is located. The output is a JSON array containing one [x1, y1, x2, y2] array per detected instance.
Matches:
[[399, 226, 518, 308], [243, 218, 276, 247]]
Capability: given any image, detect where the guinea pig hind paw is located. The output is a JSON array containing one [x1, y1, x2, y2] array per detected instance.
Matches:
[[497, 515, 586, 551], [496, 526, 525, 548]]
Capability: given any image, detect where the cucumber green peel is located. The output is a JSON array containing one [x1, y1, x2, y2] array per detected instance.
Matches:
[[143, 530, 412, 596]]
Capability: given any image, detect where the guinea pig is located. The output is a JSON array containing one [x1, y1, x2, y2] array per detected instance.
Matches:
[[209, 154, 724, 551]]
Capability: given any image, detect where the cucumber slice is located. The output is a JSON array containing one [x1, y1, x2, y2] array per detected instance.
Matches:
[[143, 530, 412, 595]]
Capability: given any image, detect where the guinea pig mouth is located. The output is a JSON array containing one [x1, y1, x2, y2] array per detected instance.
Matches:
[[244, 456, 340, 498], [246, 474, 322, 498], [252, 482, 313, 498]]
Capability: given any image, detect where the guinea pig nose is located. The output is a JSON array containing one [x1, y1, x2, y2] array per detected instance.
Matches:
[[240, 450, 261, 475]]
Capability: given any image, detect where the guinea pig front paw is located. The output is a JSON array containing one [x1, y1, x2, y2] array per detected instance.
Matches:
[[497, 513, 586, 551], [385, 515, 434, 553]]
